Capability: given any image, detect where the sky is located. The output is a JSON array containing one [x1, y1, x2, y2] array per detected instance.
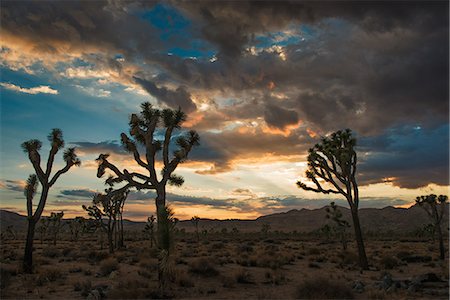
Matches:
[[0, 1, 449, 221]]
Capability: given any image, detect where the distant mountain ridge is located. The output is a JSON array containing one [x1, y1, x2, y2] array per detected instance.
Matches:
[[1, 204, 448, 234]]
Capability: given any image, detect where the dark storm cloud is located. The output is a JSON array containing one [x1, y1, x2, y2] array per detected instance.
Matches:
[[264, 103, 299, 129], [357, 125, 449, 188], [1, 1, 448, 189], [133, 76, 197, 113], [59, 189, 96, 198]]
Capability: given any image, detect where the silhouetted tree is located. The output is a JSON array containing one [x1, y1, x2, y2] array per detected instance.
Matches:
[[47, 211, 64, 246], [297, 129, 368, 269], [22, 129, 80, 273], [143, 215, 156, 248], [69, 216, 85, 241], [326, 202, 350, 250], [416, 194, 448, 260], [95, 102, 199, 286], [157, 206, 177, 295], [95, 103, 199, 223], [83, 188, 128, 253], [191, 216, 200, 243], [261, 223, 271, 238]]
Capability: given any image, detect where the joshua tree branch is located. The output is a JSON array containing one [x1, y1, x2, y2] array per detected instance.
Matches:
[[49, 163, 73, 187], [163, 127, 173, 167]]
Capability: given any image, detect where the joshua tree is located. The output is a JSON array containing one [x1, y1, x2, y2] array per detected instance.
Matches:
[[326, 202, 350, 250], [297, 129, 368, 269], [69, 216, 85, 241], [415, 194, 448, 260], [191, 216, 200, 243], [143, 215, 156, 248], [22, 129, 81, 273], [95, 102, 199, 286], [37, 218, 49, 244], [261, 223, 271, 238], [95, 102, 199, 226], [157, 206, 177, 295], [47, 211, 64, 246], [83, 188, 128, 253]]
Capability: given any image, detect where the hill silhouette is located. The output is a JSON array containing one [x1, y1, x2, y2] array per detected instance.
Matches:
[[2, 203, 447, 234]]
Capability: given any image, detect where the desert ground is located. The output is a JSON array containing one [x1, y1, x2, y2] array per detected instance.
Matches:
[[1, 232, 448, 299]]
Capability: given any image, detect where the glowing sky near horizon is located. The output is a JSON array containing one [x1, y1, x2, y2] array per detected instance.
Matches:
[[0, 1, 448, 221]]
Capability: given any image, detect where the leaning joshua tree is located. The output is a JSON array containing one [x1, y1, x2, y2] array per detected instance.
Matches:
[[22, 129, 81, 273], [297, 129, 369, 269], [96, 103, 199, 221], [415, 194, 448, 260], [143, 215, 156, 248]]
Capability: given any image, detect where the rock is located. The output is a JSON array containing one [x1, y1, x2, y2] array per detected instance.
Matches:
[[381, 273, 393, 290], [401, 255, 432, 263], [87, 289, 101, 300], [352, 281, 365, 293], [109, 271, 119, 279]]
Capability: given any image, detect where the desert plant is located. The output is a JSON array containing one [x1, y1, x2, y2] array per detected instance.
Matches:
[[47, 211, 64, 246], [191, 216, 200, 243], [143, 215, 157, 247], [69, 216, 85, 241], [94, 102, 199, 289], [22, 129, 81, 273], [296, 129, 368, 269], [83, 188, 128, 253], [261, 223, 271, 238], [326, 202, 351, 250], [295, 277, 354, 299], [415, 194, 448, 259]]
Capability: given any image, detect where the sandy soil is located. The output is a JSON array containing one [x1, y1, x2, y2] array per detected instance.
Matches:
[[1, 235, 448, 299]]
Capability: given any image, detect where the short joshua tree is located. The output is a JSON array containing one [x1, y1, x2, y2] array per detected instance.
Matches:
[[416, 194, 448, 260]]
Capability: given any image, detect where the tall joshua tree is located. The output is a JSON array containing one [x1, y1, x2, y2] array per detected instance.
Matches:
[[95, 102, 199, 236], [22, 128, 81, 273], [297, 129, 369, 269], [416, 194, 448, 260]]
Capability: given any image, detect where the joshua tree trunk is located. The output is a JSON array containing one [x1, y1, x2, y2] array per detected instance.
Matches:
[[23, 219, 36, 273], [436, 222, 445, 260], [350, 207, 368, 269]]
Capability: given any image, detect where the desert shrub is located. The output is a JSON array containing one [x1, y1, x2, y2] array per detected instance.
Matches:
[[396, 251, 412, 260], [308, 262, 321, 269], [42, 247, 60, 258], [211, 242, 224, 250], [234, 268, 253, 284], [265, 269, 285, 285], [339, 251, 359, 266], [308, 248, 321, 255], [236, 243, 254, 253], [68, 267, 83, 273], [380, 256, 398, 270], [139, 258, 157, 271], [87, 250, 109, 263], [222, 276, 235, 288], [0, 265, 17, 289], [189, 258, 219, 276], [173, 269, 194, 287], [73, 279, 92, 297], [108, 278, 157, 299], [62, 248, 72, 256], [98, 258, 118, 276], [36, 267, 62, 286], [295, 277, 354, 299]]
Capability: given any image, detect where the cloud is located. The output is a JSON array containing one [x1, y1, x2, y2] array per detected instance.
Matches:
[[264, 103, 299, 129], [231, 188, 257, 198], [357, 125, 449, 188], [74, 85, 111, 98], [0, 180, 26, 192], [1, 82, 58, 95], [70, 140, 126, 155], [133, 77, 197, 113], [59, 189, 96, 198]]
